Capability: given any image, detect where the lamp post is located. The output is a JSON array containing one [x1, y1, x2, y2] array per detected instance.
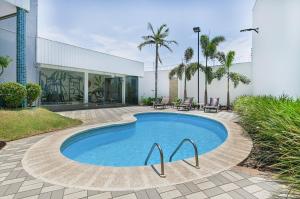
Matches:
[[193, 27, 201, 104]]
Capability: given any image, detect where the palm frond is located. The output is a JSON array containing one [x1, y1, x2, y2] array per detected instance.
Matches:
[[211, 36, 225, 46], [169, 67, 177, 79], [226, 51, 235, 68], [215, 67, 226, 80], [161, 43, 173, 53], [157, 24, 168, 35], [216, 52, 226, 65], [147, 22, 155, 36], [184, 47, 194, 63], [229, 72, 251, 88], [200, 35, 209, 56], [137, 40, 155, 50]]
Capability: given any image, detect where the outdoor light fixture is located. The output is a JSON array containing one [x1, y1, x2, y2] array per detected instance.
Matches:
[[240, 27, 259, 34], [193, 27, 201, 104]]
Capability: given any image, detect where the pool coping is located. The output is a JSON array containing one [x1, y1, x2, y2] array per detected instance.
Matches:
[[22, 110, 253, 191]]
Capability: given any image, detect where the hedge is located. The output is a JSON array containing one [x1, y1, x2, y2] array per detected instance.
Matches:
[[0, 82, 27, 108]]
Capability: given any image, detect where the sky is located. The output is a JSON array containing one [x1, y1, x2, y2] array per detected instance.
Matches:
[[38, 0, 256, 70]]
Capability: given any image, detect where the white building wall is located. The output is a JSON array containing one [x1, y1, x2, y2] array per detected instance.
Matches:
[[142, 62, 252, 105], [140, 70, 170, 98], [37, 38, 144, 77], [252, 0, 300, 97], [4, 0, 30, 10]]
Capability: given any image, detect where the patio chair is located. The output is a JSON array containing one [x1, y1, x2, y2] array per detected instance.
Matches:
[[203, 97, 220, 113], [177, 97, 193, 111], [154, 97, 169, 109]]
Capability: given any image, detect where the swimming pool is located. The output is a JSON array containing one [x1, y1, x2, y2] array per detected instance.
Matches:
[[61, 112, 228, 167]]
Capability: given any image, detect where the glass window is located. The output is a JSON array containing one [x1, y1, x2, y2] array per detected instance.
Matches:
[[88, 74, 122, 105], [126, 76, 139, 105], [39, 68, 84, 105]]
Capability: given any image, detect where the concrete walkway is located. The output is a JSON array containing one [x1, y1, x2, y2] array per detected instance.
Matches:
[[0, 107, 286, 199]]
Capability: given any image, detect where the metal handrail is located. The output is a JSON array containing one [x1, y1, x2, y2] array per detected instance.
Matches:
[[144, 143, 166, 178], [169, 138, 200, 169]]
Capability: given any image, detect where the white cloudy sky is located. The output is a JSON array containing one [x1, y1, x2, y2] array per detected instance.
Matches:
[[38, 0, 256, 69]]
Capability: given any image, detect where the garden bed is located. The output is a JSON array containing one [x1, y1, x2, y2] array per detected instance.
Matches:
[[234, 96, 300, 194]]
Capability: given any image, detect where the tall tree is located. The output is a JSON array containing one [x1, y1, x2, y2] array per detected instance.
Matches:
[[0, 56, 12, 77], [200, 35, 225, 104], [215, 51, 251, 109], [169, 48, 194, 99], [138, 23, 177, 100]]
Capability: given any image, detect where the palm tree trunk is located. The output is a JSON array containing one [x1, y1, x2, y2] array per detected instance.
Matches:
[[184, 65, 187, 99], [154, 44, 159, 100], [227, 71, 230, 110], [204, 57, 208, 105]]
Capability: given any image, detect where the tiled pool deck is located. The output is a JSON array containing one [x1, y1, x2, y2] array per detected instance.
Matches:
[[0, 106, 287, 198]]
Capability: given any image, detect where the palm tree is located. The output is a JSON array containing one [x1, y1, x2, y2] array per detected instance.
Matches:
[[200, 35, 225, 104], [138, 23, 177, 100], [215, 51, 251, 109], [0, 56, 12, 77], [169, 48, 194, 99]]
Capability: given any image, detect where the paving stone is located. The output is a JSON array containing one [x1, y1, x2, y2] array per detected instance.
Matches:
[[235, 179, 254, 187], [88, 192, 112, 199], [197, 181, 216, 190], [4, 170, 21, 180], [210, 193, 233, 199], [64, 190, 87, 199], [185, 191, 207, 199], [114, 193, 137, 199], [145, 189, 161, 199], [14, 188, 41, 199], [1, 177, 25, 185], [38, 192, 51, 199], [203, 187, 224, 198], [19, 182, 43, 192], [192, 178, 208, 184], [184, 182, 200, 193], [63, 188, 81, 195], [175, 184, 192, 195], [0, 194, 14, 199], [243, 184, 263, 194], [41, 185, 64, 193], [220, 183, 240, 192], [112, 191, 133, 198], [227, 190, 245, 199], [234, 188, 258, 199], [3, 182, 22, 196], [253, 190, 272, 199], [87, 190, 103, 197], [156, 186, 176, 194], [50, 189, 64, 199], [159, 190, 181, 199], [0, 185, 9, 196], [134, 190, 149, 199]]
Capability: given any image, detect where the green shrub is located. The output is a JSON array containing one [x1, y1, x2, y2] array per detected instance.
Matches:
[[26, 83, 41, 107], [141, 97, 160, 106], [234, 96, 300, 193], [0, 82, 27, 108]]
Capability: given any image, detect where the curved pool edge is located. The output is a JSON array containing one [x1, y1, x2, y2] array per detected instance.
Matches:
[[22, 110, 253, 191]]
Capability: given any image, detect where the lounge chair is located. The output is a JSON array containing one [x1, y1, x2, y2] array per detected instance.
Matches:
[[177, 97, 193, 111], [203, 98, 220, 113], [154, 97, 169, 109]]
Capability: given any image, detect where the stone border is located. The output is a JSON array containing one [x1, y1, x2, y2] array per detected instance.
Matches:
[[22, 111, 252, 191]]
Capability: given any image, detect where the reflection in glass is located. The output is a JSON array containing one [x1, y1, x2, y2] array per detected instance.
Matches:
[[126, 76, 139, 105], [88, 74, 122, 105], [39, 68, 84, 105]]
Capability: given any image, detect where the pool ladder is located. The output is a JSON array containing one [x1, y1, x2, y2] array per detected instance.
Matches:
[[144, 138, 200, 178]]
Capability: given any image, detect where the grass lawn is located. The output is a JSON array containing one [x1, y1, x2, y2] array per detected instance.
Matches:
[[0, 108, 82, 141]]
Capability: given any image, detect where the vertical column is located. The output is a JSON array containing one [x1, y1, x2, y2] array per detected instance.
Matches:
[[16, 8, 26, 85], [122, 76, 126, 104], [16, 7, 27, 107], [84, 72, 89, 104]]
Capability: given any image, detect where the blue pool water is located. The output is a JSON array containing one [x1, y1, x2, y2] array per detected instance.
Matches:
[[61, 113, 228, 167]]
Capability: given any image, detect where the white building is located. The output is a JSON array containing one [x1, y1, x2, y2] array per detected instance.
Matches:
[[142, 0, 300, 104]]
